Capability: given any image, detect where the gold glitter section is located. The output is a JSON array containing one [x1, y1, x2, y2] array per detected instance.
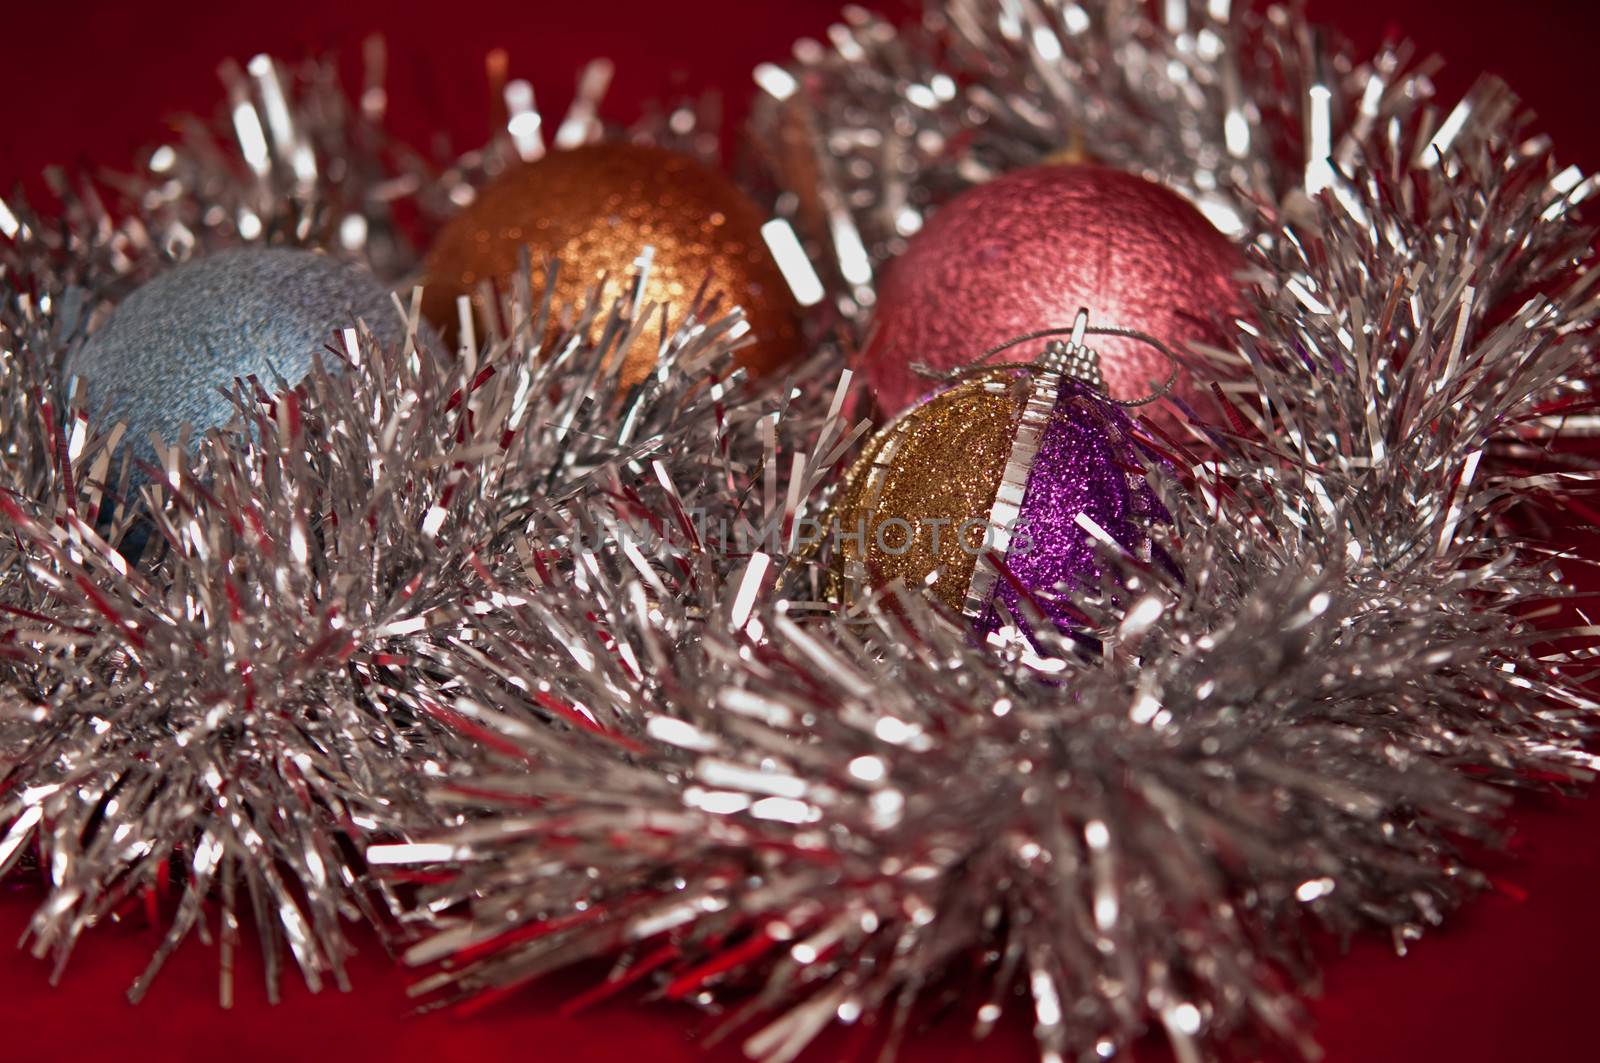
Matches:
[[423, 143, 802, 387], [833, 369, 1022, 612]]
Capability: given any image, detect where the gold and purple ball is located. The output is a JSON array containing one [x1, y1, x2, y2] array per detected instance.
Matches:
[[63, 247, 417, 477], [832, 365, 1168, 632]]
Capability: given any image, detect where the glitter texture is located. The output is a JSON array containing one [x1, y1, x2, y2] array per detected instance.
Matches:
[[985, 378, 1169, 632], [62, 247, 415, 478], [833, 368, 1022, 612], [861, 164, 1245, 417], [835, 364, 1167, 629], [423, 143, 802, 388]]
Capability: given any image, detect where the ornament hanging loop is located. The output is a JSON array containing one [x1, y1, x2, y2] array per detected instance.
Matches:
[[967, 308, 1182, 408]]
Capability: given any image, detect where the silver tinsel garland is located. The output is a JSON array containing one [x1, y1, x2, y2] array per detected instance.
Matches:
[[0, 44, 747, 1002], [0, 47, 455, 1002], [367, 2, 1600, 1061], [0, 3, 1596, 1062]]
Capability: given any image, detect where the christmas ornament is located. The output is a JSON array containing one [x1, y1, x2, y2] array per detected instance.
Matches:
[[62, 247, 417, 478], [832, 313, 1169, 633], [422, 142, 803, 388], [861, 163, 1245, 418]]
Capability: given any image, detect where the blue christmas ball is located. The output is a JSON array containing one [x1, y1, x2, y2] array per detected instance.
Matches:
[[63, 247, 418, 478]]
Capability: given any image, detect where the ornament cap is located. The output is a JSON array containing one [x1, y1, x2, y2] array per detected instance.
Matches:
[[957, 307, 1180, 407], [1037, 309, 1105, 393]]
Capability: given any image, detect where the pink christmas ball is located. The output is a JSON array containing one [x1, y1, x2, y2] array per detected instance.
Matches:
[[863, 164, 1247, 420]]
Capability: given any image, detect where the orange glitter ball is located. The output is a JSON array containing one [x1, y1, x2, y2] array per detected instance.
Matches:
[[422, 143, 803, 388]]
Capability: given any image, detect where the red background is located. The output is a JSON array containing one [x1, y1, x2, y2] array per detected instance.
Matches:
[[3, 1, 1599, 1060]]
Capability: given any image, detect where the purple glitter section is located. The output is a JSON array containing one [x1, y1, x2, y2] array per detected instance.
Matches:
[[981, 379, 1169, 635]]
